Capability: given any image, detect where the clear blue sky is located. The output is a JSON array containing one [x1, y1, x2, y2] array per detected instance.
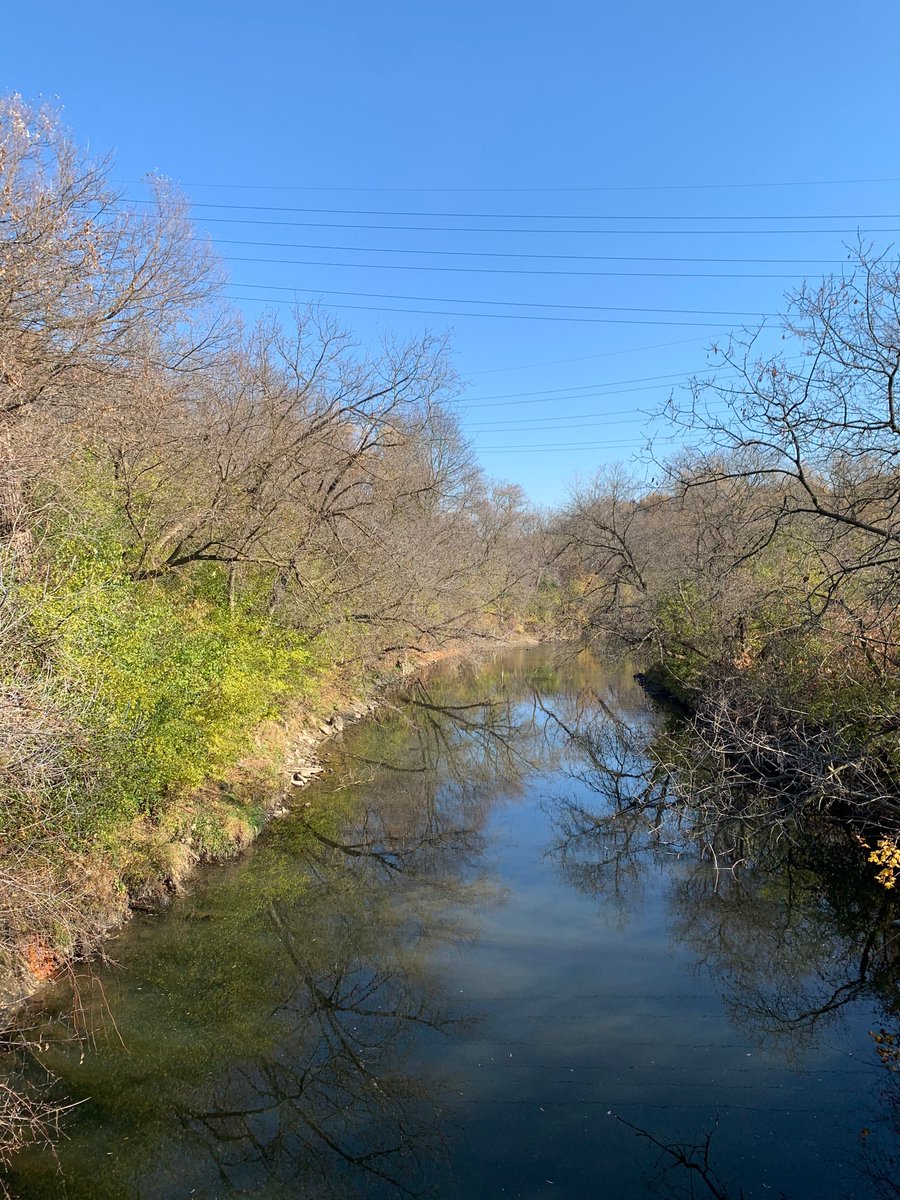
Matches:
[[4, 1, 900, 507]]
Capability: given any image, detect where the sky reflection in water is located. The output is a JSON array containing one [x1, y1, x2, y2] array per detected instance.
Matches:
[[7, 647, 899, 1199]]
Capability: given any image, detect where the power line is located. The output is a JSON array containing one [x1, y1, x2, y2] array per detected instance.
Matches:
[[458, 370, 721, 405], [469, 416, 667, 432], [479, 443, 681, 453], [226, 293, 748, 327], [214, 238, 849, 263], [461, 380, 688, 406], [126, 174, 900, 193], [466, 398, 730, 425], [223, 253, 814, 281], [480, 445, 659, 452], [465, 396, 735, 428], [230, 281, 767, 318], [458, 358, 809, 405], [128, 197, 900, 221], [461, 387, 692, 412], [178, 214, 900, 236], [478, 437, 681, 452], [459, 379, 770, 413], [466, 337, 716, 376]]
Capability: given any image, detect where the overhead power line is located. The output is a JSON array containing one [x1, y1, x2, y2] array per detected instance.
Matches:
[[469, 414, 672, 432], [128, 197, 900, 221], [473, 423, 657, 437], [125, 174, 900, 193], [460, 385, 721, 413], [467, 337, 717, 375], [226, 293, 750, 328], [214, 238, 848, 263], [223, 253, 814, 281], [462, 388, 686, 412], [230, 281, 767, 318], [165, 213, 900, 236], [480, 433, 672, 445], [459, 357, 811, 405], [478, 436, 682, 452], [466, 392, 727, 427], [470, 411, 661, 428], [458, 369, 723, 404]]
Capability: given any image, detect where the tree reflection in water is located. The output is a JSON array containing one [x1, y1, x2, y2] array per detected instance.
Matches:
[[173, 894, 457, 1198], [544, 675, 900, 1199], [171, 671, 551, 1198], [7, 648, 900, 1200], [6, 653, 553, 1199]]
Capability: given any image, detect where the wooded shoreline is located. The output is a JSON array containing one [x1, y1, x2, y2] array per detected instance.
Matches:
[[2, 92, 900, 1179], [1, 634, 541, 1013]]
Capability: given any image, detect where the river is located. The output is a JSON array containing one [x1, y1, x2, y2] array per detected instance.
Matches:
[[5, 647, 898, 1198]]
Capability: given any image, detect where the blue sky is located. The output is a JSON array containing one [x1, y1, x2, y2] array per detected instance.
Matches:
[[4, 1, 900, 507]]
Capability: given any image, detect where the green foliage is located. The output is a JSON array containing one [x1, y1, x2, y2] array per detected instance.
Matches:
[[23, 498, 315, 843], [524, 577, 567, 631], [653, 582, 712, 683]]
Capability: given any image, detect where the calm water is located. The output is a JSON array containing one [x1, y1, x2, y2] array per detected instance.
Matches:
[[6, 648, 899, 1199]]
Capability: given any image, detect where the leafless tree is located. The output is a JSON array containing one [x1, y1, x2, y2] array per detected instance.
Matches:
[[666, 246, 900, 665], [0, 95, 226, 568]]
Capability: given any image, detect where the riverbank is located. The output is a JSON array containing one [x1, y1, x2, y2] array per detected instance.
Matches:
[[0, 633, 540, 1016]]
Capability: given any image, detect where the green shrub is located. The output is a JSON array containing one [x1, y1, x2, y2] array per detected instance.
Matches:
[[24, 507, 313, 837]]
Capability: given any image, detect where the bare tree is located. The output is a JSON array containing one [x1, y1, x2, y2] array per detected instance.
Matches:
[[0, 95, 225, 568], [666, 246, 900, 667]]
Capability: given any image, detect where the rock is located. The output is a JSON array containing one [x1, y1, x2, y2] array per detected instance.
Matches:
[[290, 762, 324, 787]]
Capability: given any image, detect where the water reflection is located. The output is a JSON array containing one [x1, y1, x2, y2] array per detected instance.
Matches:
[[546, 695, 900, 1050], [5, 648, 899, 1200], [7, 651, 553, 1198], [544, 671, 900, 1198], [172, 893, 457, 1199]]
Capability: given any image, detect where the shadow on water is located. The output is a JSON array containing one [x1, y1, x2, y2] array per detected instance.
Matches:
[[3, 647, 899, 1198]]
